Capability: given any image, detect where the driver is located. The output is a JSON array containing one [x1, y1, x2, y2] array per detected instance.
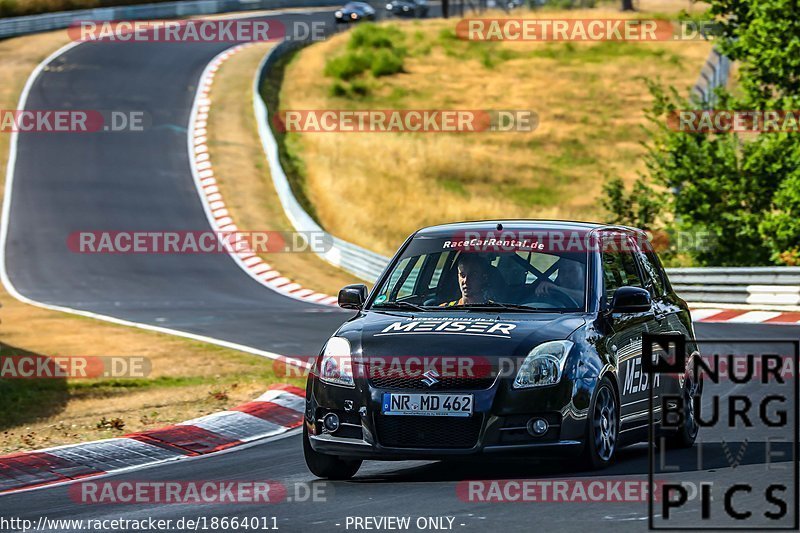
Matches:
[[441, 254, 491, 306], [534, 259, 584, 304]]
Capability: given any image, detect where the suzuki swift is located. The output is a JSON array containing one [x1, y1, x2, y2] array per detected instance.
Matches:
[[304, 221, 701, 479]]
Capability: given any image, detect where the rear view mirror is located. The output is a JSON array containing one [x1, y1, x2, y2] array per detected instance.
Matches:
[[338, 284, 368, 310], [611, 286, 651, 314]]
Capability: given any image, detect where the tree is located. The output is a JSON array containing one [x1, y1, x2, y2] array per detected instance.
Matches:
[[603, 0, 800, 266]]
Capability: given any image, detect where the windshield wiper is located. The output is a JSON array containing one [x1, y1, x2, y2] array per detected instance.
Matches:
[[453, 302, 550, 312]]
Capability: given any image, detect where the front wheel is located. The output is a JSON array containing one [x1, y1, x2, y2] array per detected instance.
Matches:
[[581, 377, 619, 469], [303, 424, 362, 480]]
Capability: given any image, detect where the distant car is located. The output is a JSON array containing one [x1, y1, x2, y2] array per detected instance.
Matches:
[[335, 2, 376, 23], [303, 220, 702, 479], [386, 0, 429, 18], [488, 0, 525, 8]]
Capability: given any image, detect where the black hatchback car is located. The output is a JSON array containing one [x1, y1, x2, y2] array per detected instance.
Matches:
[[385, 0, 429, 18], [335, 2, 376, 23], [304, 221, 701, 479]]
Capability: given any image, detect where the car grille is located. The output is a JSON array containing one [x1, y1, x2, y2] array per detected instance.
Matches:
[[368, 374, 496, 390], [375, 415, 483, 449]]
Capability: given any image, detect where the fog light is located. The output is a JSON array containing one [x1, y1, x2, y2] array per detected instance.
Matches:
[[323, 413, 340, 432], [527, 418, 548, 436]]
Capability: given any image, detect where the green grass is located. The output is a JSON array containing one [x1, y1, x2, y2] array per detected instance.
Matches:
[[503, 184, 561, 207], [438, 177, 470, 197]]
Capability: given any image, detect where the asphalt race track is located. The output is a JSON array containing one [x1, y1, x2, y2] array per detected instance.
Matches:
[[3, 9, 351, 358], [1, 6, 797, 532]]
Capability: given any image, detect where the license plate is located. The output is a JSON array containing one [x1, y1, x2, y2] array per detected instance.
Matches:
[[382, 393, 473, 417]]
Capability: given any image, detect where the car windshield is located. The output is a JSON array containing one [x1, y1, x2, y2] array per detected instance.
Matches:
[[370, 233, 588, 312]]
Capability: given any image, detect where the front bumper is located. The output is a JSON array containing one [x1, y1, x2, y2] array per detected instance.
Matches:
[[306, 376, 596, 460]]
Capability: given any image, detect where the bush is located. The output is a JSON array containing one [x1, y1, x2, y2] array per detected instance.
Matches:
[[759, 169, 800, 264], [371, 48, 404, 77], [350, 79, 370, 96], [348, 23, 405, 51], [330, 81, 349, 97], [324, 23, 406, 96], [324, 51, 373, 81]]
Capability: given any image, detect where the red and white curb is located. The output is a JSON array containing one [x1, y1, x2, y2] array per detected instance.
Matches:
[[691, 308, 800, 324], [188, 43, 337, 306], [0, 384, 305, 495]]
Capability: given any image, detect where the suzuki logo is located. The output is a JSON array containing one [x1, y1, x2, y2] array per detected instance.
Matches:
[[421, 369, 440, 387]]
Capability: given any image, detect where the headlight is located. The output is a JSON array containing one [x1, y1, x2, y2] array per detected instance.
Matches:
[[513, 340, 574, 389], [335, 10, 343, 17], [386, 3, 393, 9], [351, 12, 359, 19], [319, 337, 354, 388]]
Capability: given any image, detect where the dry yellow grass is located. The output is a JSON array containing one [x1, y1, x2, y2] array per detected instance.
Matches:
[[281, 0, 712, 256], [204, 43, 361, 295], [0, 31, 299, 454]]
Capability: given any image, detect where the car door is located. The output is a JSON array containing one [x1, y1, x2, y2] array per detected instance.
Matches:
[[634, 242, 685, 401], [600, 233, 661, 433]]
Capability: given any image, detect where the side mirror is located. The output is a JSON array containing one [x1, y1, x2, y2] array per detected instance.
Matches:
[[611, 286, 651, 314], [338, 284, 368, 310]]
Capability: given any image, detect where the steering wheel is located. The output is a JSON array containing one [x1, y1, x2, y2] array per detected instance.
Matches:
[[546, 287, 581, 308], [527, 283, 581, 309]]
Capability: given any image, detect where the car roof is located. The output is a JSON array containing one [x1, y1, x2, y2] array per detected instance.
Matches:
[[415, 219, 645, 237]]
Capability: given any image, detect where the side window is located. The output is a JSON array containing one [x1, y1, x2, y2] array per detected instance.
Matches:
[[385, 256, 421, 299], [601, 236, 643, 304], [427, 251, 453, 290], [637, 249, 666, 297]]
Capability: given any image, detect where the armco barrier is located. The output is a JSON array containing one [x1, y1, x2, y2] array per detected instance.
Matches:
[[253, 41, 800, 311], [669, 267, 800, 309], [254, 38, 391, 283], [0, 0, 342, 39], [692, 47, 730, 107]]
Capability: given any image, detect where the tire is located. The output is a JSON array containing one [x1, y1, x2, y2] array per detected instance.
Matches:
[[303, 424, 362, 480], [581, 377, 619, 469], [664, 374, 701, 448]]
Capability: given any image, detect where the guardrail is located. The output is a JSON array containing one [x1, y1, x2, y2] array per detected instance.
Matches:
[[254, 39, 391, 283], [0, 0, 342, 39], [692, 47, 730, 107], [253, 20, 800, 311], [668, 267, 800, 309]]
